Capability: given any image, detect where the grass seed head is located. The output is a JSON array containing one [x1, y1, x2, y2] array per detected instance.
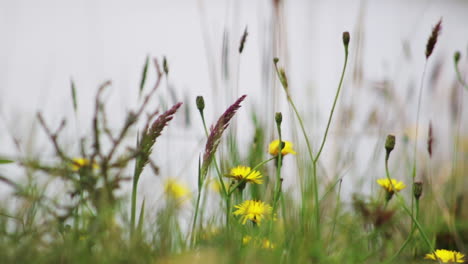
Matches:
[[425, 19, 442, 59]]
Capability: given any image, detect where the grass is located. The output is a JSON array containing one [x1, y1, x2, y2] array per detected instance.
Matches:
[[0, 19, 467, 264]]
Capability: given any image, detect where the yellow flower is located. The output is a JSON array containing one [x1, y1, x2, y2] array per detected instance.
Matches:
[[377, 178, 406, 193], [424, 249, 465, 263], [226, 166, 263, 184], [242, 235, 275, 249], [262, 239, 275, 249], [268, 140, 296, 156], [71, 158, 98, 171], [242, 235, 253, 245], [210, 179, 227, 193], [164, 179, 190, 201], [233, 200, 272, 225]]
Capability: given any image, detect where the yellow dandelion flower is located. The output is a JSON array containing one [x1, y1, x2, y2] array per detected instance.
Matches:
[[164, 179, 190, 201], [233, 200, 272, 225], [242, 235, 253, 245], [210, 179, 227, 193], [71, 158, 98, 171], [424, 249, 465, 263], [242, 235, 275, 249], [377, 178, 406, 193], [262, 238, 275, 249], [226, 166, 263, 184], [268, 140, 296, 156]]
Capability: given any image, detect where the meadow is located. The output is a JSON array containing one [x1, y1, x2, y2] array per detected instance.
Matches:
[[0, 18, 467, 264]]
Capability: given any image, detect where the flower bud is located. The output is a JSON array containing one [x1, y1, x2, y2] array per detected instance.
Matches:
[[273, 57, 279, 65], [275, 112, 282, 126], [454, 51, 461, 65], [279, 68, 288, 89], [196, 96, 205, 112], [413, 181, 423, 200], [342, 31, 350, 47], [385, 134, 396, 160], [163, 56, 169, 75]]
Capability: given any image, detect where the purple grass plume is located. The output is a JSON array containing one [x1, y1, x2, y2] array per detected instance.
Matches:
[[201, 95, 247, 178], [134, 102, 183, 180]]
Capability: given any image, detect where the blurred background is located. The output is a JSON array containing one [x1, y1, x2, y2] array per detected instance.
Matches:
[[0, 0, 467, 209]]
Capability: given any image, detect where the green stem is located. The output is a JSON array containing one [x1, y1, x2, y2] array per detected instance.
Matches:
[[314, 48, 349, 162], [411, 62, 428, 226], [454, 59, 468, 91], [274, 66, 317, 236], [130, 169, 139, 237], [272, 120, 283, 216], [384, 155, 433, 262], [191, 181, 202, 245], [328, 178, 342, 253], [226, 195, 231, 228]]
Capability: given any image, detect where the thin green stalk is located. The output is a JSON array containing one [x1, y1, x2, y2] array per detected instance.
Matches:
[[454, 53, 468, 91], [130, 178, 138, 235], [384, 154, 434, 263], [411, 62, 428, 224], [327, 178, 342, 253], [273, 65, 317, 235], [389, 199, 419, 262], [314, 47, 349, 162], [272, 118, 283, 215], [226, 195, 231, 228], [312, 38, 348, 237], [191, 157, 203, 246]]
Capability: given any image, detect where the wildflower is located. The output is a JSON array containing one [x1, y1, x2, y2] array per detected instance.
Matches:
[[377, 178, 406, 193], [210, 179, 227, 193], [233, 200, 272, 225], [424, 249, 465, 263], [226, 166, 263, 184], [377, 178, 406, 201], [262, 238, 275, 249], [242, 235, 253, 245], [71, 158, 98, 171], [242, 236, 275, 249], [164, 179, 190, 201], [268, 140, 296, 156]]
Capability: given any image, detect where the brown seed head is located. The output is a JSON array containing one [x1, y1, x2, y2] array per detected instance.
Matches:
[[425, 19, 442, 59], [239, 26, 248, 53]]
